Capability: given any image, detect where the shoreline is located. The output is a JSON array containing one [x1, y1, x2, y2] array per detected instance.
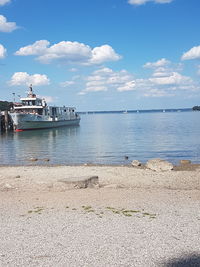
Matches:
[[1, 164, 200, 192], [1, 162, 200, 168]]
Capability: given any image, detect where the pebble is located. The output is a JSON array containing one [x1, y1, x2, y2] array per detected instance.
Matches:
[[131, 160, 141, 167]]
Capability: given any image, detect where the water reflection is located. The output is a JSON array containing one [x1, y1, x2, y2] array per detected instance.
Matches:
[[0, 126, 80, 165]]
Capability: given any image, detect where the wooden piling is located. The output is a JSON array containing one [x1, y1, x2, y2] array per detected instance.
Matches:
[[0, 111, 13, 132], [4, 110, 9, 132]]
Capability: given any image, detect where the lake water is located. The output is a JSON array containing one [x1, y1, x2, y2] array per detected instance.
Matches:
[[0, 111, 200, 165]]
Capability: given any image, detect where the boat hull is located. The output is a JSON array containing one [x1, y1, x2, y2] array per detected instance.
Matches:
[[15, 119, 80, 131], [10, 113, 80, 131]]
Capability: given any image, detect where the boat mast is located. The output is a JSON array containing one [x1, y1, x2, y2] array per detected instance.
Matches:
[[28, 84, 36, 98]]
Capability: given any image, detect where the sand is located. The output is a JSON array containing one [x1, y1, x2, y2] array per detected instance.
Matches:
[[0, 165, 200, 266]]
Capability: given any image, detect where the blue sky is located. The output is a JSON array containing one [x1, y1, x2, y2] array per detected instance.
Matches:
[[0, 0, 200, 111]]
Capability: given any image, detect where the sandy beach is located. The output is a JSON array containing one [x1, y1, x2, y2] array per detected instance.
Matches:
[[1, 164, 200, 266]]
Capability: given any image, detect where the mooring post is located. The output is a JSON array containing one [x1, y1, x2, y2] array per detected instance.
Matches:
[[0, 112, 2, 133], [4, 110, 9, 132]]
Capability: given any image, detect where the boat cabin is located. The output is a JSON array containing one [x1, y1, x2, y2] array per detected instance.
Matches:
[[11, 85, 77, 119]]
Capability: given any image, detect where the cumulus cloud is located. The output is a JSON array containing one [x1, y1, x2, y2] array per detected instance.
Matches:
[[0, 15, 18, 32], [89, 45, 121, 64], [0, 0, 11, 6], [117, 81, 136, 92], [79, 67, 136, 94], [15, 40, 121, 65], [143, 88, 175, 97], [0, 43, 6, 58], [149, 72, 192, 85], [15, 40, 50, 56], [181, 45, 200, 60], [128, 0, 173, 5], [142, 64, 196, 97], [78, 62, 197, 98], [9, 72, 50, 86], [143, 58, 171, 68]]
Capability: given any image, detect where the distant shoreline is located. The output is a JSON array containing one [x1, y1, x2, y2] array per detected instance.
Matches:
[[78, 108, 192, 114]]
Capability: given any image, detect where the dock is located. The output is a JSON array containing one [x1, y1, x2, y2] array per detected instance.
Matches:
[[0, 111, 13, 132]]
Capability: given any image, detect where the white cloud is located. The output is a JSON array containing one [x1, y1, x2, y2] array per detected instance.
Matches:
[[181, 45, 200, 60], [69, 68, 78, 72], [0, 0, 11, 6], [143, 58, 171, 68], [15, 40, 50, 56], [117, 81, 136, 92], [143, 88, 175, 97], [149, 72, 191, 85], [0, 15, 18, 32], [79, 65, 195, 96], [9, 72, 50, 86], [89, 45, 121, 64], [128, 0, 173, 5], [79, 67, 136, 94], [0, 43, 6, 58], [77, 60, 198, 98], [15, 40, 121, 65]]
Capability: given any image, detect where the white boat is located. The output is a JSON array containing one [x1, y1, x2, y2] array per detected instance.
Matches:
[[9, 85, 80, 131]]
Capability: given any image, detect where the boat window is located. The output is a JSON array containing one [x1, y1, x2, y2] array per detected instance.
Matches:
[[52, 107, 57, 116], [38, 109, 42, 115]]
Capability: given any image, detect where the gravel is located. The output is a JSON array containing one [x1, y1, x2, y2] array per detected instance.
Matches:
[[1, 188, 200, 267]]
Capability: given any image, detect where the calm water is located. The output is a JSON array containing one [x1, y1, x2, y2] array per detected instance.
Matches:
[[1, 111, 200, 165]]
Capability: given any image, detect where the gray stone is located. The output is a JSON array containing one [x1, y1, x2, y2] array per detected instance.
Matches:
[[131, 160, 141, 167], [146, 158, 173, 172], [43, 158, 50, 162], [58, 176, 99, 189], [29, 158, 38, 162], [180, 160, 191, 165]]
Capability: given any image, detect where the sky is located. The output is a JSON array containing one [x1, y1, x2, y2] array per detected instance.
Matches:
[[0, 0, 200, 111]]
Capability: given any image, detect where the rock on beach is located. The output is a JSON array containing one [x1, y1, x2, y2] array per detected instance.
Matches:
[[146, 158, 173, 172], [58, 175, 99, 189], [131, 160, 142, 167]]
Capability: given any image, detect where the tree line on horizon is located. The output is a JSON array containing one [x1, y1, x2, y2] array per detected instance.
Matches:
[[0, 101, 13, 111], [192, 106, 200, 111]]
